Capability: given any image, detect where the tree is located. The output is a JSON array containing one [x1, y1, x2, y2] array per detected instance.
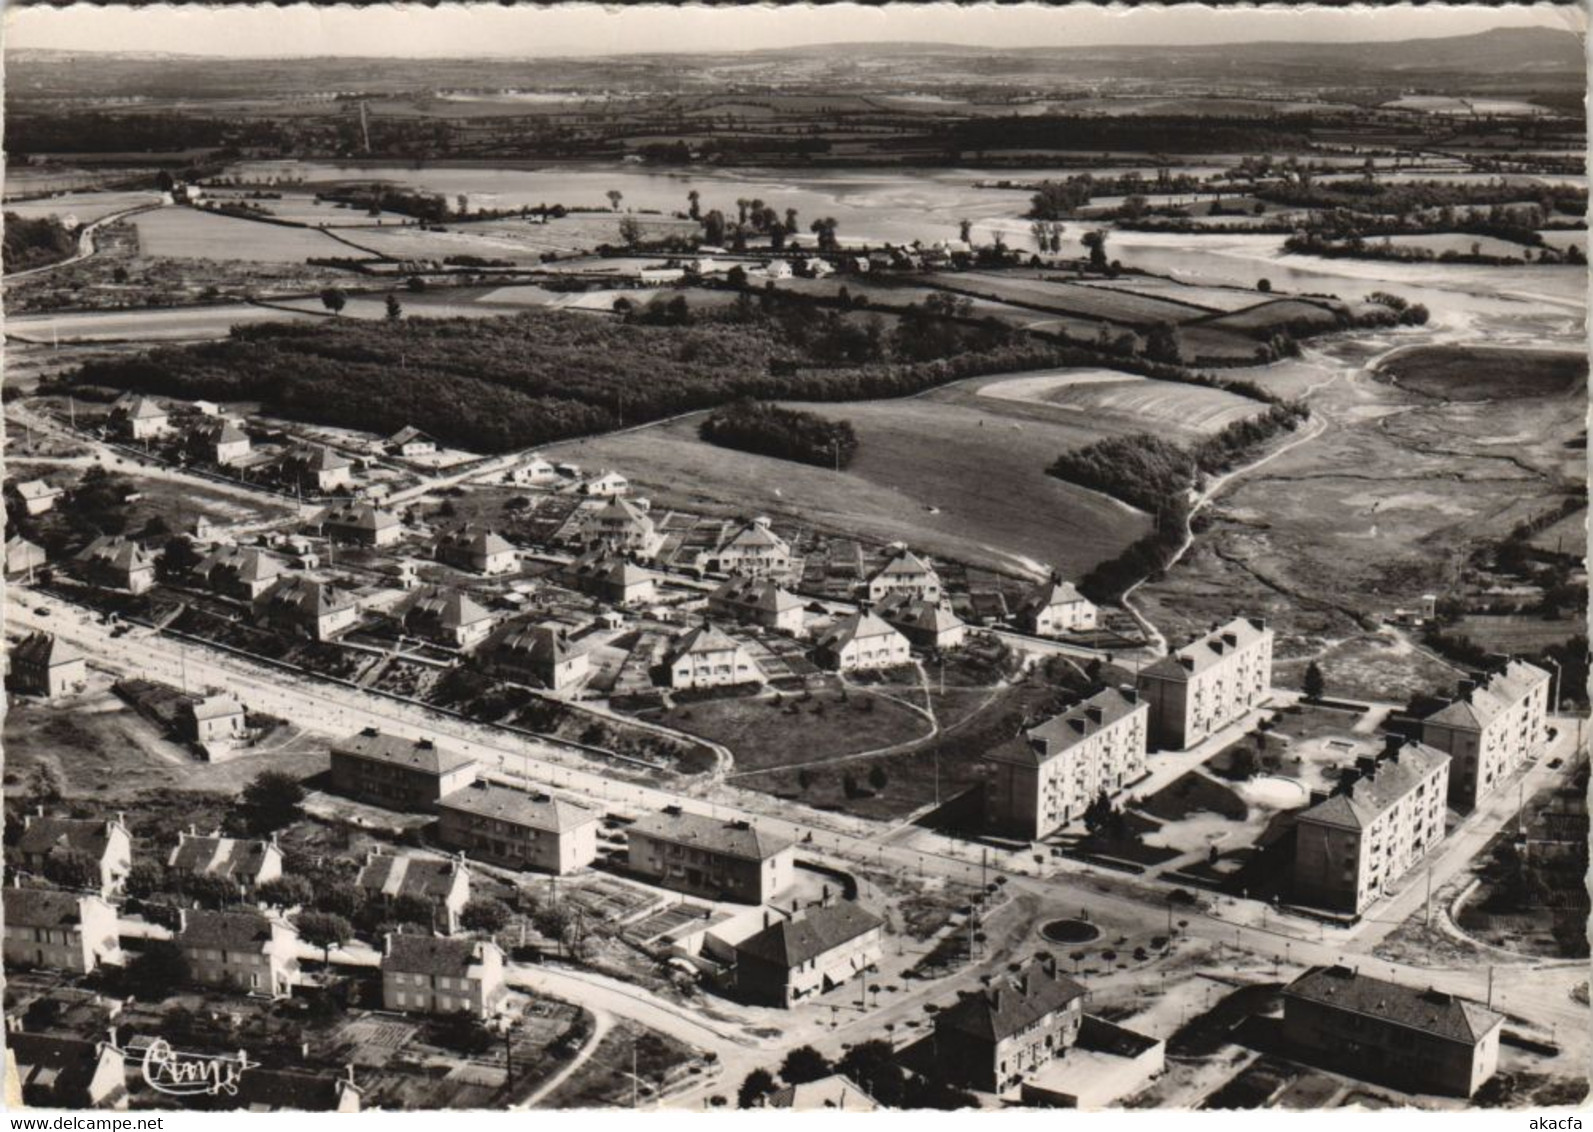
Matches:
[[460, 897, 511, 934], [27, 763, 64, 804], [241, 770, 305, 833], [187, 873, 242, 909], [867, 765, 888, 792], [1081, 229, 1109, 271], [703, 209, 726, 246], [779, 1045, 833, 1085], [160, 535, 201, 579], [390, 893, 438, 930], [1257, 278, 1273, 293], [1145, 322, 1183, 365], [296, 911, 354, 963], [456, 194, 470, 216], [959, 218, 973, 243], [314, 881, 362, 919], [43, 849, 102, 891], [618, 215, 644, 247], [385, 294, 403, 321], [607, 190, 623, 212], [256, 875, 314, 909], [797, 768, 815, 792], [125, 859, 167, 899], [1303, 661, 1326, 701], [737, 1068, 776, 1108], [320, 287, 346, 315], [837, 1040, 906, 1107], [687, 190, 701, 221], [124, 940, 189, 999], [405, 274, 427, 293]]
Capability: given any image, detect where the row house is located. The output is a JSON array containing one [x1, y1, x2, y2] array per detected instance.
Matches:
[[934, 956, 1088, 1095], [382, 934, 506, 1019], [329, 728, 480, 811], [1014, 576, 1098, 638], [1292, 737, 1450, 917], [255, 576, 360, 640], [75, 536, 154, 594], [733, 899, 884, 1008], [627, 806, 795, 905], [813, 611, 911, 672], [356, 853, 472, 935], [704, 517, 791, 579], [16, 812, 133, 896], [434, 525, 518, 575], [1136, 616, 1274, 750], [10, 632, 87, 698], [402, 586, 495, 651], [3, 889, 121, 974], [562, 549, 657, 606], [197, 544, 285, 601], [663, 621, 763, 690], [708, 575, 805, 636], [318, 501, 402, 547], [1421, 660, 1552, 810], [1282, 965, 1503, 1098], [876, 592, 967, 651], [168, 830, 283, 898], [984, 687, 1149, 842], [863, 548, 942, 604], [175, 908, 301, 997], [437, 780, 601, 875], [490, 621, 590, 693]]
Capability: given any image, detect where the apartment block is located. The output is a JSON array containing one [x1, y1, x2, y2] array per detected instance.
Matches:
[[1136, 616, 1273, 750], [1421, 660, 1552, 810]]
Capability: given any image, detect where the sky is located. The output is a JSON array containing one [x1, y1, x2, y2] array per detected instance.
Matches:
[[5, 2, 1586, 58]]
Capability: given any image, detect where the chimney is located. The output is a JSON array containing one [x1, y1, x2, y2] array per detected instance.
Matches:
[[33, 804, 45, 819], [1457, 679, 1476, 702], [175, 908, 188, 935], [1041, 953, 1058, 978], [1248, 617, 1267, 632], [1179, 657, 1194, 672], [1382, 734, 1404, 759], [345, 1065, 357, 1086], [383, 932, 394, 958], [1086, 706, 1104, 726], [1121, 687, 1139, 704]]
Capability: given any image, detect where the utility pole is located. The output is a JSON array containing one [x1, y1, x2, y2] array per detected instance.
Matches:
[[631, 1035, 639, 1110], [1425, 865, 1433, 927], [981, 846, 988, 890]]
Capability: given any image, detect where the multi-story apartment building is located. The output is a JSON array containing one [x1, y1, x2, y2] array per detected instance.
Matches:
[[1136, 616, 1273, 750], [983, 687, 1149, 841], [382, 934, 506, 1019], [707, 575, 806, 636], [9, 633, 87, 698], [934, 957, 1088, 1094], [1421, 660, 1552, 810], [16, 813, 133, 896], [1014, 577, 1098, 637], [168, 830, 284, 897], [1292, 737, 1450, 916], [437, 781, 600, 875], [328, 729, 480, 811], [733, 899, 884, 1008], [627, 807, 795, 904], [1282, 965, 1503, 1097], [175, 908, 301, 997], [664, 622, 763, 689], [356, 853, 472, 935], [4, 889, 121, 973]]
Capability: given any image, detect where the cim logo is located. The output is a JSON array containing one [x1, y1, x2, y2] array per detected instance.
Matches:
[[139, 1038, 259, 1097]]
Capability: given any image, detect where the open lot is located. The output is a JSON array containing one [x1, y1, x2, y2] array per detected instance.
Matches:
[[1377, 345, 1587, 402], [976, 367, 1266, 436]]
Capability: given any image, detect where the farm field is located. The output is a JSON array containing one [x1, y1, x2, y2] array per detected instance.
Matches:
[[198, 190, 413, 227], [328, 223, 554, 264], [129, 207, 348, 261], [1074, 275, 1276, 312], [973, 367, 1265, 436], [4, 189, 164, 224], [6, 303, 313, 342], [545, 377, 1151, 579], [1203, 297, 1344, 333], [1377, 345, 1587, 401], [1536, 229, 1589, 254], [936, 270, 1209, 326], [1383, 233, 1537, 259]]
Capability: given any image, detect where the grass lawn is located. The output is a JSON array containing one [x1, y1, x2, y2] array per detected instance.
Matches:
[[1378, 346, 1587, 402], [1455, 613, 1583, 654], [1141, 772, 1248, 823]]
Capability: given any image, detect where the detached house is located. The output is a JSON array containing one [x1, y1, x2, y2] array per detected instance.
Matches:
[[12, 479, 63, 516], [168, 830, 284, 897], [402, 586, 495, 651], [189, 419, 251, 466], [1015, 577, 1098, 637], [256, 576, 360, 640], [356, 853, 472, 935], [319, 501, 402, 548], [435, 525, 518, 575], [75, 536, 154, 594], [733, 899, 884, 1008], [438, 780, 600, 875], [386, 426, 437, 458], [664, 622, 763, 690], [280, 445, 352, 493], [329, 728, 480, 811], [10, 632, 87, 698], [627, 806, 795, 905], [175, 908, 301, 997], [6, 534, 47, 578], [6, 1034, 130, 1110], [382, 934, 506, 1019], [16, 812, 133, 895], [934, 957, 1088, 1095], [1136, 616, 1273, 750], [864, 548, 942, 604], [705, 517, 791, 579], [182, 694, 247, 747], [588, 497, 662, 557], [562, 550, 657, 607], [813, 612, 911, 672], [492, 622, 590, 693], [877, 592, 967, 651], [110, 394, 168, 441], [3, 889, 121, 974], [580, 469, 630, 498], [708, 575, 805, 636], [197, 544, 285, 601]]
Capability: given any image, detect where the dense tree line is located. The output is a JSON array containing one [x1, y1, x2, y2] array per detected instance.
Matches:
[[1025, 171, 1210, 219], [2, 212, 76, 273], [1047, 434, 1196, 513], [700, 400, 859, 468], [948, 115, 1312, 157], [1258, 177, 1587, 217]]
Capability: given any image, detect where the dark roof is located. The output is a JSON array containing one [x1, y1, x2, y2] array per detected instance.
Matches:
[[1139, 616, 1270, 682], [815, 611, 904, 652], [987, 687, 1146, 768], [357, 854, 466, 900], [630, 808, 793, 862], [332, 729, 478, 777], [876, 593, 964, 636], [7, 1034, 123, 1107], [321, 501, 399, 532], [437, 525, 515, 558], [711, 575, 802, 614], [667, 621, 745, 661], [1018, 578, 1090, 615], [735, 901, 883, 969], [5, 887, 93, 928], [77, 536, 152, 573], [384, 934, 494, 978], [11, 632, 84, 670], [17, 816, 113, 858], [259, 576, 357, 617], [177, 908, 289, 951], [1284, 966, 1502, 1045], [168, 833, 277, 879], [405, 586, 493, 631], [1297, 742, 1449, 830], [936, 960, 1086, 1043], [439, 780, 597, 833]]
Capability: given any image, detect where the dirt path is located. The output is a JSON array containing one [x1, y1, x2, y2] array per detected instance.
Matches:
[[516, 1006, 612, 1109]]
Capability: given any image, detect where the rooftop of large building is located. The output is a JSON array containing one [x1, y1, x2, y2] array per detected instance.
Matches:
[[1425, 660, 1553, 730], [630, 807, 793, 862], [935, 958, 1087, 1043], [1284, 965, 1503, 1045], [986, 687, 1145, 768], [1139, 616, 1270, 682], [1297, 739, 1449, 830], [439, 780, 597, 833], [332, 729, 478, 777]]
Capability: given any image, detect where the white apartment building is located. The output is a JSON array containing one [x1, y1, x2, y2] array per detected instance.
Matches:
[[1421, 660, 1552, 810], [1136, 616, 1274, 750]]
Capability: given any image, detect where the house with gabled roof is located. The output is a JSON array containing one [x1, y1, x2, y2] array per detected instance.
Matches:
[[386, 425, 437, 458], [813, 611, 910, 672], [579, 469, 630, 498], [167, 829, 284, 897], [561, 549, 657, 606], [174, 907, 300, 997], [708, 575, 805, 636], [628, 806, 794, 904], [188, 418, 251, 466], [109, 393, 168, 440], [1282, 965, 1503, 1097], [1293, 736, 1449, 916], [438, 780, 600, 875], [6, 534, 47, 578], [11, 478, 64, 516], [318, 500, 401, 548], [587, 496, 661, 557], [381, 934, 506, 1019], [733, 899, 884, 1007], [3, 888, 122, 974], [329, 727, 479, 811], [16, 812, 133, 895], [9, 632, 87, 698], [1421, 659, 1551, 810], [491, 621, 590, 693], [876, 591, 967, 651], [6, 1033, 130, 1110], [766, 1075, 877, 1112], [75, 536, 154, 594], [401, 586, 495, 650], [197, 544, 285, 601], [434, 524, 518, 575], [1135, 616, 1273, 750], [182, 694, 247, 749], [1015, 575, 1098, 637], [663, 621, 763, 690], [279, 445, 352, 493], [704, 517, 791, 579], [863, 547, 942, 604], [984, 687, 1149, 841], [934, 956, 1088, 1094], [255, 576, 359, 640], [356, 852, 471, 935]]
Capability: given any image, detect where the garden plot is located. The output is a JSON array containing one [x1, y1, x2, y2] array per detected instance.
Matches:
[[129, 208, 349, 262]]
